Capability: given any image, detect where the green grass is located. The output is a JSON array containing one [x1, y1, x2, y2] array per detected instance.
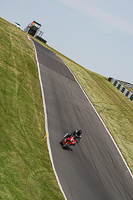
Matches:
[[0, 16, 133, 200], [58, 57, 133, 175], [31, 36, 133, 175], [60, 57, 133, 175], [0, 17, 64, 200]]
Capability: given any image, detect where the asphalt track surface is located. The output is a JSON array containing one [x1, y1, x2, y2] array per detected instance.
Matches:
[[32, 40, 133, 200]]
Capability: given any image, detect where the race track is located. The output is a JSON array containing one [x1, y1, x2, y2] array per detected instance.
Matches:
[[32, 40, 133, 200]]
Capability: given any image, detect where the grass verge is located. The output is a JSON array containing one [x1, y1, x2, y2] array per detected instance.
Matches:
[[1, 16, 133, 200], [0, 17, 64, 200]]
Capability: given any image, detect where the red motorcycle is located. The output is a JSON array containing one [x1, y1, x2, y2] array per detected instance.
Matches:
[[60, 135, 77, 149]]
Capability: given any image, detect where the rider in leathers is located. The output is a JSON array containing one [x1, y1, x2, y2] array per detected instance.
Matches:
[[63, 130, 82, 145]]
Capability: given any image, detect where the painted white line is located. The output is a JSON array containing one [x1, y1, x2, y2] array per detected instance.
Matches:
[[31, 39, 67, 200], [30, 36, 133, 199], [62, 59, 133, 179]]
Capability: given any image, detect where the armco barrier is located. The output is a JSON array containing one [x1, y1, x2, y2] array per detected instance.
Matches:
[[117, 79, 133, 89], [108, 77, 133, 103]]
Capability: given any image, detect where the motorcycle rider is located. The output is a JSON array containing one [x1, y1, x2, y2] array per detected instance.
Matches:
[[63, 130, 82, 145]]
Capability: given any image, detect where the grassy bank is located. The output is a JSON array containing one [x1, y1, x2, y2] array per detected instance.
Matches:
[[63, 60, 133, 174], [0, 17, 64, 200], [31, 36, 133, 174], [0, 16, 133, 200], [58, 57, 133, 175]]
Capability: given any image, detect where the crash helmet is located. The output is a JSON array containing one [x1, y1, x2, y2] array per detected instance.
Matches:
[[77, 130, 82, 136]]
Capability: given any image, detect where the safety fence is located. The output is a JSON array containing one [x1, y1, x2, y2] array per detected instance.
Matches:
[[116, 80, 133, 89], [108, 77, 133, 103]]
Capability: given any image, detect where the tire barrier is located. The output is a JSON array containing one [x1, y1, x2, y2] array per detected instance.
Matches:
[[108, 77, 133, 103]]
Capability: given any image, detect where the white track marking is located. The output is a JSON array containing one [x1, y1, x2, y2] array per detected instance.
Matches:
[[62, 60, 133, 179], [32, 40, 67, 200], [30, 37, 132, 200]]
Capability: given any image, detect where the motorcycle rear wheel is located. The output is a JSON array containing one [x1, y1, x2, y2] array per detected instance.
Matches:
[[62, 142, 70, 149]]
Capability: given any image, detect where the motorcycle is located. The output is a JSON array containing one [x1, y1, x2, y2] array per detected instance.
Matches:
[[60, 135, 77, 149]]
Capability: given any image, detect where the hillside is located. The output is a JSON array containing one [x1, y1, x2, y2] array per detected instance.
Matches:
[[31, 33, 133, 176], [32, 35, 133, 175], [0, 17, 64, 200], [0, 17, 133, 199]]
